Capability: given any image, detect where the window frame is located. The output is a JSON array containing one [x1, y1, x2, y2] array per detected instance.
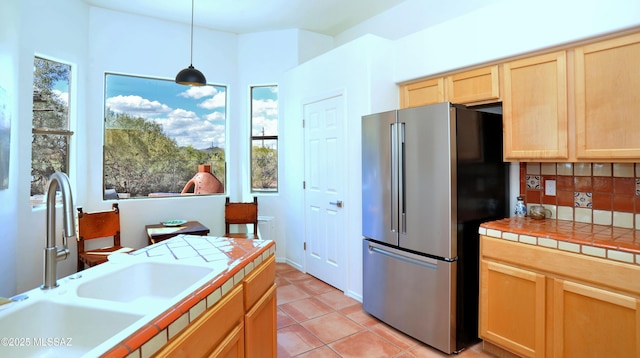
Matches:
[[31, 55, 74, 207], [250, 84, 279, 193], [102, 72, 228, 200]]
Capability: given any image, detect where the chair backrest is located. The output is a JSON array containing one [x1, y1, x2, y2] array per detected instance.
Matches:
[[225, 197, 258, 237], [77, 203, 121, 253]]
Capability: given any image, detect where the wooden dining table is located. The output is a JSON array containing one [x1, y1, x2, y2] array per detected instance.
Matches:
[[144, 220, 210, 245]]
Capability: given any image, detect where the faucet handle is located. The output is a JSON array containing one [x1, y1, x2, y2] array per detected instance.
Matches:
[[56, 230, 71, 260]]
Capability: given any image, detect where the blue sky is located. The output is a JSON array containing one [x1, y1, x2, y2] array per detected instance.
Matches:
[[104, 74, 227, 150]]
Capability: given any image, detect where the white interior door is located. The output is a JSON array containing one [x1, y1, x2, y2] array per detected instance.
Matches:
[[303, 95, 346, 291]]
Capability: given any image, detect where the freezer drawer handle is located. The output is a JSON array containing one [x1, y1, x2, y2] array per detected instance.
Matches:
[[368, 245, 438, 270], [329, 200, 343, 208]]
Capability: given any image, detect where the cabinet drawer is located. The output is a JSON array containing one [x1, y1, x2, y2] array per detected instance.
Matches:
[[243, 255, 276, 310], [156, 284, 244, 357]]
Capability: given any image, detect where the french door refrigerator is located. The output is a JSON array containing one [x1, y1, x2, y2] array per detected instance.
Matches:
[[361, 102, 509, 354]]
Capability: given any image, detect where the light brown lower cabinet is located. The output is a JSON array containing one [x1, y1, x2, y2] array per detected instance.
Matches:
[[244, 284, 276, 357], [243, 255, 277, 357], [209, 321, 245, 358], [480, 260, 545, 357], [553, 279, 640, 357], [154, 255, 276, 358], [479, 236, 640, 358], [155, 284, 244, 357]]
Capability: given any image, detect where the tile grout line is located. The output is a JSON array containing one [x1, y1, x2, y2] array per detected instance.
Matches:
[[275, 264, 492, 358]]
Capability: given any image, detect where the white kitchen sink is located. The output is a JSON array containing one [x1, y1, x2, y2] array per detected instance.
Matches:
[[0, 300, 144, 358], [76, 261, 214, 305]]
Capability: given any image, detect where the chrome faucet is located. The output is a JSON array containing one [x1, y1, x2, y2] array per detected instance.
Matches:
[[41, 172, 76, 290]]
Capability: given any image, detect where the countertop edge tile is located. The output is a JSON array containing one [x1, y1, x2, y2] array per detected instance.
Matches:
[[100, 236, 275, 357], [480, 218, 640, 267]]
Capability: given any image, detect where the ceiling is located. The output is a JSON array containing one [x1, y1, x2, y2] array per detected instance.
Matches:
[[84, 0, 408, 36]]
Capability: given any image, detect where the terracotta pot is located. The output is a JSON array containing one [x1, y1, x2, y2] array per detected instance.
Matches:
[[181, 165, 223, 194]]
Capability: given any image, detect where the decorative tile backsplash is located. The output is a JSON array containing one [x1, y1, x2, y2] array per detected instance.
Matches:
[[520, 163, 640, 229]]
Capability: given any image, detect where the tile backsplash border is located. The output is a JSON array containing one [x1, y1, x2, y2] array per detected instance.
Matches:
[[520, 163, 640, 230]]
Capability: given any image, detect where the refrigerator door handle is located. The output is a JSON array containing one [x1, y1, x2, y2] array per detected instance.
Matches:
[[399, 122, 406, 235], [368, 243, 438, 270], [390, 123, 399, 233]]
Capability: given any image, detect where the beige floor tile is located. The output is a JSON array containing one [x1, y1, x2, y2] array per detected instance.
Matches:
[[277, 283, 311, 306], [278, 307, 297, 329], [280, 297, 334, 322], [369, 322, 420, 351], [296, 277, 338, 295], [315, 290, 359, 311], [300, 311, 364, 344], [295, 346, 342, 358], [277, 324, 323, 357], [329, 330, 403, 358]]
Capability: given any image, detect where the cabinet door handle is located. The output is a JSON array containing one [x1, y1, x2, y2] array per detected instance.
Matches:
[[329, 200, 343, 208]]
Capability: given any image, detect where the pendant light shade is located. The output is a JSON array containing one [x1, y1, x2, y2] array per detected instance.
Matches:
[[176, 0, 206, 86], [176, 65, 206, 86]]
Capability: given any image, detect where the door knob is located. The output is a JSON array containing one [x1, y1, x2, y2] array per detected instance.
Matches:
[[329, 200, 343, 208]]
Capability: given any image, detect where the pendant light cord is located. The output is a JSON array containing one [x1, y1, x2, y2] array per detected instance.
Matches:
[[189, 0, 195, 66]]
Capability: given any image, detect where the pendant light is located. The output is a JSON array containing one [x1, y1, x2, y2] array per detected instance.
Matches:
[[175, 0, 207, 86]]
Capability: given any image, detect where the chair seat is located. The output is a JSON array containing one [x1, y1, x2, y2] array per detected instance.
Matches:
[[79, 245, 123, 267]]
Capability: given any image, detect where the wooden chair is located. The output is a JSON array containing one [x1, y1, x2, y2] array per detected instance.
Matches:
[[77, 203, 123, 271], [225, 197, 259, 239]]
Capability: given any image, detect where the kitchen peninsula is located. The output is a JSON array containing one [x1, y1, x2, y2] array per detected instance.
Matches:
[[0, 235, 275, 358], [478, 218, 640, 357], [103, 235, 277, 358]]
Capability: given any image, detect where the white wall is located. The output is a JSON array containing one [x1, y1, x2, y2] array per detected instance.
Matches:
[[0, 0, 20, 297], [235, 29, 333, 262], [393, 0, 640, 82], [280, 35, 397, 299], [334, 0, 503, 46], [13, 0, 90, 293]]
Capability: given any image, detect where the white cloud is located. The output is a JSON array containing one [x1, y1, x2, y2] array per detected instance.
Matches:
[[251, 98, 278, 136], [179, 86, 218, 100], [106, 95, 171, 117], [199, 91, 226, 110], [205, 111, 225, 122]]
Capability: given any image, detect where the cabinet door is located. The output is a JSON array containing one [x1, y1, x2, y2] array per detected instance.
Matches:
[[244, 255, 276, 310], [156, 285, 244, 357], [446, 65, 500, 104], [574, 32, 640, 159], [208, 322, 245, 358], [553, 279, 640, 357], [480, 260, 546, 358], [400, 77, 445, 108], [244, 284, 277, 358], [503, 51, 568, 160]]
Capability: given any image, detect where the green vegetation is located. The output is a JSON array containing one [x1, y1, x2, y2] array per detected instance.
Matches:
[[104, 110, 226, 197], [251, 145, 277, 190]]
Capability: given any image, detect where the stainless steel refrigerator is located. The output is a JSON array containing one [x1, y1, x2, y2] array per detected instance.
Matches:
[[361, 102, 509, 354]]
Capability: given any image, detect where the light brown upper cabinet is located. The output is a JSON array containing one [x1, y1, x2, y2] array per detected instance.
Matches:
[[446, 65, 500, 105], [502, 51, 569, 161], [400, 77, 445, 108], [574, 32, 640, 160], [400, 65, 500, 108]]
